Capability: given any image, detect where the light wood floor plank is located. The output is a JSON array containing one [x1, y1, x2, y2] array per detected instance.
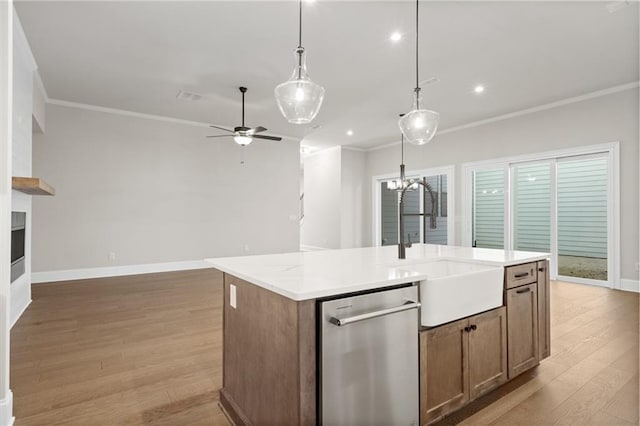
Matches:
[[12, 269, 229, 425], [11, 271, 639, 425], [437, 280, 639, 426]]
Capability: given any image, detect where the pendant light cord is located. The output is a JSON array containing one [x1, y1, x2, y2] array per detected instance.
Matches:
[[298, 0, 303, 49], [297, 0, 303, 78], [415, 0, 419, 91]]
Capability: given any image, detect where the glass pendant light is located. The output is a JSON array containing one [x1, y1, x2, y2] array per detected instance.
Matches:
[[387, 123, 419, 192], [398, 0, 439, 145], [274, 0, 325, 124]]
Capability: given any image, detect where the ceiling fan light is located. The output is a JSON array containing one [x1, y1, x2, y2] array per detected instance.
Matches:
[[233, 135, 253, 146], [275, 48, 325, 125]]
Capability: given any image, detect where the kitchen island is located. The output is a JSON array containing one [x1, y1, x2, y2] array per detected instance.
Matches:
[[206, 244, 550, 425]]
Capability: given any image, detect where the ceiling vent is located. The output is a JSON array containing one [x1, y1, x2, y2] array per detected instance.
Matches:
[[605, 1, 630, 13], [176, 90, 203, 101]]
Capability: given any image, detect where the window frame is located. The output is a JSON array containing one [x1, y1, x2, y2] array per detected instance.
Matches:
[[462, 142, 620, 289], [372, 165, 455, 247]]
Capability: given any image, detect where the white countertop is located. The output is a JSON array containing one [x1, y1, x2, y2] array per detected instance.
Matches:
[[205, 244, 548, 301]]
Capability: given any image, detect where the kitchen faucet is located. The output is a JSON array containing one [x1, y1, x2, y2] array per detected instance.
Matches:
[[398, 165, 438, 259]]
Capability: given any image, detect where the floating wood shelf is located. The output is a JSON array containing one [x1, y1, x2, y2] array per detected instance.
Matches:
[[12, 177, 55, 196]]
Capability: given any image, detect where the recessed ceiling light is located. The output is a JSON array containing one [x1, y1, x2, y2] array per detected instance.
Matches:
[[390, 32, 402, 42], [474, 85, 485, 94], [346, 130, 354, 136]]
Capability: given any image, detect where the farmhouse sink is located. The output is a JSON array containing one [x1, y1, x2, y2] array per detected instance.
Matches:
[[410, 260, 504, 327]]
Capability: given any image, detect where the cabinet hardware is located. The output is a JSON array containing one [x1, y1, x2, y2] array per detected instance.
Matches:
[[514, 272, 529, 278], [538, 267, 544, 272], [516, 287, 531, 294], [464, 326, 471, 332], [330, 301, 420, 326], [470, 324, 477, 331]]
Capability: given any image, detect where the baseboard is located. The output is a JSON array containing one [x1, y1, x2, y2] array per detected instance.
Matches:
[[619, 278, 640, 293], [10, 273, 31, 327], [31, 260, 211, 284], [10, 299, 31, 329], [300, 244, 329, 252], [220, 388, 252, 426], [0, 390, 13, 426]]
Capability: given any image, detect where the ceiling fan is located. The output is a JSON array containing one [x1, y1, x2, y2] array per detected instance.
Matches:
[[207, 87, 282, 146]]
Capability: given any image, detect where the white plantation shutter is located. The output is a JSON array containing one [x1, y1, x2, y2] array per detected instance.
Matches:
[[557, 157, 608, 258]]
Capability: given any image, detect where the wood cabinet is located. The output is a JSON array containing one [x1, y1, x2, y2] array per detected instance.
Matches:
[[537, 260, 551, 360], [468, 308, 508, 399], [420, 317, 469, 425], [505, 261, 537, 289], [506, 283, 539, 379], [420, 307, 507, 425]]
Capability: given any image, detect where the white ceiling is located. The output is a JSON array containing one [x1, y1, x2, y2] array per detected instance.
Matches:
[[15, 1, 639, 150]]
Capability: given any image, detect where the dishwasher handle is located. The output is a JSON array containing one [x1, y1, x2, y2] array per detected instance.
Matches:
[[329, 300, 421, 327]]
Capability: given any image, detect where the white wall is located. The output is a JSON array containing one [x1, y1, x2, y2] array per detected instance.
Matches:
[[365, 88, 639, 282], [340, 148, 366, 249], [300, 147, 341, 250], [300, 146, 368, 250], [0, 2, 13, 425], [31, 71, 45, 133], [10, 10, 35, 327], [32, 103, 301, 275]]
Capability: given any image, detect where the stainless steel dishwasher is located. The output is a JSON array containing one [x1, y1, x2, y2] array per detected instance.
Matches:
[[319, 284, 420, 426]]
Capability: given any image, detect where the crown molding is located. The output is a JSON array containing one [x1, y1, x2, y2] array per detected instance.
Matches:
[[341, 145, 368, 153], [46, 81, 638, 151], [437, 81, 639, 136], [366, 81, 639, 152], [46, 98, 300, 142], [301, 145, 341, 159]]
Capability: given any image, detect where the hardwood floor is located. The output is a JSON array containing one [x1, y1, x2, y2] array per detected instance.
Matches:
[[11, 268, 229, 425], [436, 280, 639, 426], [10, 270, 639, 425]]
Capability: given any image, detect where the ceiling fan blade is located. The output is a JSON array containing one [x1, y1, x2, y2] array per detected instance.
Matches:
[[250, 126, 267, 134], [206, 135, 231, 138], [252, 134, 282, 141], [209, 125, 233, 132]]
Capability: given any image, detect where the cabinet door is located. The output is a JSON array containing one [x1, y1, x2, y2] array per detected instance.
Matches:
[[420, 318, 469, 425], [468, 307, 508, 400], [537, 260, 551, 360], [506, 283, 539, 379]]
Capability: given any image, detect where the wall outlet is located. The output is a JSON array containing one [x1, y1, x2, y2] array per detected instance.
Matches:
[[230, 284, 237, 309], [108, 252, 116, 261], [243, 244, 250, 252]]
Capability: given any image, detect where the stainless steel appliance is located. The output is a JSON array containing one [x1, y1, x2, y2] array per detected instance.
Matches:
[[11, 211, 26, 282], [319, 284, 420, 426]]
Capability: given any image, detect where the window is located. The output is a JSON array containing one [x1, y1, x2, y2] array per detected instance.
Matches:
[[374, 166, 455, 247], [472, 168, 505, 249], [464, 143, 619, 288]]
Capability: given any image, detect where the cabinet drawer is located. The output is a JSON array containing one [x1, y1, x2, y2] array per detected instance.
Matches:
[[505, 263, 537, 289]]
